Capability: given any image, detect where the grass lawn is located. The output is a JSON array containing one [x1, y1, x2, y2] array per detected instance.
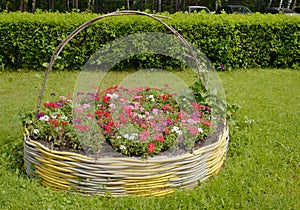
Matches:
[[0, 68, 299, 209]]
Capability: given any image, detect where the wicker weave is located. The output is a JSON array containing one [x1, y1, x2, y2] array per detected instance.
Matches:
[[24, 122, 228, 197], [24, 10, 229, 197]]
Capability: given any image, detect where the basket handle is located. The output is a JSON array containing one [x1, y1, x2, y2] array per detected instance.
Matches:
[[36, 10, 202, 116]]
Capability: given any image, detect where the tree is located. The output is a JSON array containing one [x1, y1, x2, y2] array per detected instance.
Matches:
[[289, 0, 297, 9], [158, 0, 161, 12]]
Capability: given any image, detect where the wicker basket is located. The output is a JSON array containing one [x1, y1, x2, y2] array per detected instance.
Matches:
[[24, 123, 228, 197], [24, 11, 229, 197]]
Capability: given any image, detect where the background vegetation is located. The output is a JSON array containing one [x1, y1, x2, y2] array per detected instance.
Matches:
[[0, 0, 298, 13], [0, 12, 299, 70]]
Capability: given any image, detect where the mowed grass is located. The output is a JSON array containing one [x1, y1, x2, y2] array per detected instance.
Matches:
[[0, 68, 299, 209]]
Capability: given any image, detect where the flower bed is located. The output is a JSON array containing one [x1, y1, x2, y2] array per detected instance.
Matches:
[[24, 82, 217, 158]]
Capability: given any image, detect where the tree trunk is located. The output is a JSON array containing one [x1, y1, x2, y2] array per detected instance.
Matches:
[[290, 0, 297, 9], [20, 0, 27, 11], [32, 0, 36, 12], [95, 0, 98, 13], [279, 0, 283, 8], [267, 0, 272, 8], [126, 0, 130, 10], [66, 0, 70, 11], [158, 0, 161, 12]]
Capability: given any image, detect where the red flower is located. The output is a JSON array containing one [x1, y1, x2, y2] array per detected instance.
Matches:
[[96, 110, 104, 117], [163, 128, 170, 134], [50, 119, 59, 127], [62, 121, 68, 126], [102, 95, 111, 103], [44, 102, 59, 108], [148, 143, 155, 153], [104, 121, 115, 132]]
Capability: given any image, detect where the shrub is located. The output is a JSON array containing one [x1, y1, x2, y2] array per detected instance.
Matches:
[[0, 11, 299, 70]]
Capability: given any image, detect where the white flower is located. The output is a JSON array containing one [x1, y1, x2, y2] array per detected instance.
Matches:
[[123, 134, 129, 139], [51, 115, 57, 119], [129, 133, 138, 140], [119, 145, 126, 150], [171, 126, 179, 132], [198, 128, 204, 133], [39, 115, 49, 122], [117, 136, 122, 139], [107, 93, 118, 99], [147, 95, 155, 102], [176, 130, 183, 135], [33, 129, 39, 135], [60, 115, 68, 120], [138, 114, 145, 119], [171, 126, 183, 135]]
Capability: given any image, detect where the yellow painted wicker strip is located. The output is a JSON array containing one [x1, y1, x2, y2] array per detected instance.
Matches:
[[36, 166, 72, 187], [27, 137, 93, 160], [35, 163, 77, 179], [41, 180, 70, 191], [34, 156, 75, 173]]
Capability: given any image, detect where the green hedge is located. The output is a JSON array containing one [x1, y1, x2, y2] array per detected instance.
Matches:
[[0, 11, 299, 70]]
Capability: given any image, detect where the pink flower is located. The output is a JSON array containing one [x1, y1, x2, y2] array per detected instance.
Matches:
[[153, 133, 164, 142], [187, 125, 199, 135], [87, 113, 94, 118], [203, 121, 211, 127], [162, 104, 174, 112], [119, 113, 128, 124], [152, 108, 160, 115], [139, 130, 150, 141], [191, 102, 202, 111], [74, 124, 90, 131]]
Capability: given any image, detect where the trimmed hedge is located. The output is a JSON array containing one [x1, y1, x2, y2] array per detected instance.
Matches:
[[0, 11, 299, 70]]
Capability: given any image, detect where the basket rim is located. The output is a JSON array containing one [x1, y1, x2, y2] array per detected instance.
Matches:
[[24, 118, 228, 163]]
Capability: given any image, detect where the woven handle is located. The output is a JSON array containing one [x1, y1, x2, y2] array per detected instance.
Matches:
[[36, 10, 202, 116]]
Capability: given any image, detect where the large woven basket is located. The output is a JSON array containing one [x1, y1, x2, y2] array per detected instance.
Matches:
[[24, 11, 229, 197]]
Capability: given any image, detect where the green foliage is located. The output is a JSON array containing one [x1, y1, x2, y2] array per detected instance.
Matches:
[[0, 12, 299, 70]]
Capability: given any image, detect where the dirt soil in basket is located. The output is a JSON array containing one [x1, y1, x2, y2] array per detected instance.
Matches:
[[35, 119, 226, 159]]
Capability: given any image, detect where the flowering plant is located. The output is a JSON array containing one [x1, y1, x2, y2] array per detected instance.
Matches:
[[24, 82, 216, 158]]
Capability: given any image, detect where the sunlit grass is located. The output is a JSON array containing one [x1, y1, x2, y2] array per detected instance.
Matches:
[[0, 68, 299, 209]]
